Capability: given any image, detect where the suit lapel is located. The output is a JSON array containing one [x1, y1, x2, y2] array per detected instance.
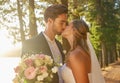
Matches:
[[55, 39, 65, 64], [38, 33, 53, 58], [38, 33, 65, 63]]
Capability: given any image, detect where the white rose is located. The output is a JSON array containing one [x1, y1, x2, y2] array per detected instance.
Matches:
[[63, 50, 67, 54], [42, 72, 48, 78], [50, 74, 53, 78], [37, 75, 44, 81], [59, 63, 63, 66], [51, 66, 58, 73]]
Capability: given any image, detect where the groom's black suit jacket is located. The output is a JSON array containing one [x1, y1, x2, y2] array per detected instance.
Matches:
[[22, 32, 65, 83]]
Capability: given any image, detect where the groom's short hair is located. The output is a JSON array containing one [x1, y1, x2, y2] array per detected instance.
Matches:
[[44, 4, 68, 23]]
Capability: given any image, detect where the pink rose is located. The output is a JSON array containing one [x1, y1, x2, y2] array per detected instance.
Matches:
[[36, 54, 45, 59], [39, 66, 47, 73], [24, 58, 33, 66], [24, 66, 36, 79]]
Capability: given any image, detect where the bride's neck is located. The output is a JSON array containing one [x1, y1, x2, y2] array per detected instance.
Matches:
[[67, 36, 74, 50]]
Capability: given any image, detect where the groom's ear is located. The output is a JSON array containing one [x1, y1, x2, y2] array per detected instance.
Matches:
[[48, 18, 53, 23]]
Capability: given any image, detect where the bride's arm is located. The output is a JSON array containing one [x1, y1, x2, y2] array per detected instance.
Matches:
[[68, 52, 89, 83]]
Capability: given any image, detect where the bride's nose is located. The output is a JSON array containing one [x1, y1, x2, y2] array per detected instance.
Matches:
[[63, 26, 68, 32], [66, 25, 69, 29]]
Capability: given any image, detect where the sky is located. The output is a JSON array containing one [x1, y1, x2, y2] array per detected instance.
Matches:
[[0, 29, 21, 83], [0, 29, 21, 57], [0, 1, 45, 83], [0, 27, 44, 57], [0, 0, 47, 57], [0, 29, 14, 52]]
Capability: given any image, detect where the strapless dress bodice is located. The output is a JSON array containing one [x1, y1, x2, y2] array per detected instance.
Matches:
[[61, 64, 92, 83]]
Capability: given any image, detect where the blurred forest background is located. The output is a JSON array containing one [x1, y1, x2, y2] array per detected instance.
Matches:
[[0, 0, 120, 68]]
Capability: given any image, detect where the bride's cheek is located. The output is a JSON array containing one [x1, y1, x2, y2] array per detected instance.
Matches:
[[62, 31, 66, 37]]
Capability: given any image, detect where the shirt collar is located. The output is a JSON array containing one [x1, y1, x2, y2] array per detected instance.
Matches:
[[43, 32, 55, 43]]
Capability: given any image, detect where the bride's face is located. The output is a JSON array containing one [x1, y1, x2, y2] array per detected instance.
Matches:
[[61, 22, 74, 39]]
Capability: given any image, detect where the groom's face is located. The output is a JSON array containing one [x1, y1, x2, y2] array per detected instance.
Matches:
[[52, 13, 67, 35], [61, 22, 74, 39]]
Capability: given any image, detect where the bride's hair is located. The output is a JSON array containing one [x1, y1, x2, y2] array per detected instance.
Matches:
[[72, 19, 90, 54]]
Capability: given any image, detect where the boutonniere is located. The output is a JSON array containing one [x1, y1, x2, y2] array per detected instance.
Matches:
[[63, 50, 67, 55]]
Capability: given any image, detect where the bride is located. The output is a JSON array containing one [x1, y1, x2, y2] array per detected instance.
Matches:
[[60, 19, 105, 83]]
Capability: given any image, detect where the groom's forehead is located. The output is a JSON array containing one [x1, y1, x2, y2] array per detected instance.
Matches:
[[55, 18, 68, 24], [56, 14, 67, 19]]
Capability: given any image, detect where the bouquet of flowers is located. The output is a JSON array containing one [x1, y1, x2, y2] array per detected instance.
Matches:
[[13, 53, 59, 83]]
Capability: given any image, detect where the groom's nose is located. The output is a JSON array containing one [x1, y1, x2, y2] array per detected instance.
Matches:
[[63, 21, 68, 29], [62, 23, 67, 31]]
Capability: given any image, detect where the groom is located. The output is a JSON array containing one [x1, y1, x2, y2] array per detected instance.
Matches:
[[22, 4, 68, 83]]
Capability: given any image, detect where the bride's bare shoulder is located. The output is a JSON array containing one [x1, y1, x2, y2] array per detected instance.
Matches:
[[68, 48, 82, 60], [68, 47, 88, 62]]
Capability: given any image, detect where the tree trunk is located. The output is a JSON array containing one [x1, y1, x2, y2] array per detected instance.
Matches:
[[61, 0, 68, 7], [112, 43, 118, 61], [98, 50, 102, 67], [29, 0, 37, 38], [101, 41, 107, 68], [109, 47, 114, 63], [73, 0, 78, 8], [17, 0, 25, 44], [118, 49, 120, 58]]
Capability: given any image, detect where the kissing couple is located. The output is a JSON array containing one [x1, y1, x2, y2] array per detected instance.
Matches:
[[22, 4, 105, 83]]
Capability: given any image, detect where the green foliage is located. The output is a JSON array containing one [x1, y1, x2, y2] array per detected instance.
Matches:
[[38, 0, 59, 4], [68, 0, 89, 21], [0, 0, 120, 64], [90, 22, 101, 51]]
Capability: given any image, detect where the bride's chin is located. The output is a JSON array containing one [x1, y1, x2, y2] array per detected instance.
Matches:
[[61, 34, 66, 38], [62, 33, 69, 39], [61, 36, 65, 38]]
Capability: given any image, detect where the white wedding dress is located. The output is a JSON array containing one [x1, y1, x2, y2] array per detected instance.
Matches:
[[61, 64, 92, 83], [61, 37, 105, 83]]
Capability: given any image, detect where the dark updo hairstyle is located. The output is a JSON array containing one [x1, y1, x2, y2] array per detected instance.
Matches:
[[72, 19, 90, 54], [44, 4, 68, 23]]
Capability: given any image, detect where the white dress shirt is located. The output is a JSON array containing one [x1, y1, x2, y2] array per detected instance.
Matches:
[[43, 32, 63, 83]]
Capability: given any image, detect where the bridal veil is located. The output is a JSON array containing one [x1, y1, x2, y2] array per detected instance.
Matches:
[[87, 33, 105, 83]]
